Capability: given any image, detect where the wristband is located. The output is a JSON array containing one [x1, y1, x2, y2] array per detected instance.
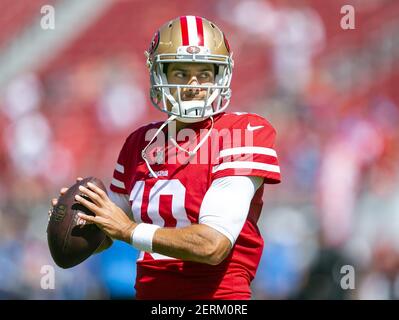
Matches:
[[130, 223, 160, 252]]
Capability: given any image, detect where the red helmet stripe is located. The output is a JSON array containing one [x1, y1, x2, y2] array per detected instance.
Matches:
[[195, 16, 204, 46], [180, 16, 189, 46]]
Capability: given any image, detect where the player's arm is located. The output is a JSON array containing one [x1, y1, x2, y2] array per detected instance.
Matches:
[[151, 176, 263, 265], [76, 176, 263, 265], [152, 224, 230, 265]]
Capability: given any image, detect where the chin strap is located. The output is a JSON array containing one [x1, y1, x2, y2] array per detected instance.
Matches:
[[141, 115, 177, 178], [141, 116, 214, 178]]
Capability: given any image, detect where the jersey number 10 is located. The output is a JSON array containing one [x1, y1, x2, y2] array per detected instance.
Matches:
[[130, 179, 192, 228]]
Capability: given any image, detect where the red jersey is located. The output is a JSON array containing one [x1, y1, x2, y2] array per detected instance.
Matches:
[[110, 112, 281, 299]]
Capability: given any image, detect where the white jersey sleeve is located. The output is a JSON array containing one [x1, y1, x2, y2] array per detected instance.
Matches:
[[199, 175, 263, 246]]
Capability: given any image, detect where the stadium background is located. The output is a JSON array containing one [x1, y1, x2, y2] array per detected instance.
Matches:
[[0, 0, 398, 299]]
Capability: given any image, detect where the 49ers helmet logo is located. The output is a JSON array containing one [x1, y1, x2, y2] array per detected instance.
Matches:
[[186, 46, 201, 54], [149, 31, 160, 55]]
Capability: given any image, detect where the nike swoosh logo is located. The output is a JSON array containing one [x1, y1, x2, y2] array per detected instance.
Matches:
[[247, 124, 264, 131]]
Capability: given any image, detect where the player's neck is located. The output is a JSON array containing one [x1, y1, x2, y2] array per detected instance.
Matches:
[[173, 118, 213, 132], [175, 120, 189, 132]]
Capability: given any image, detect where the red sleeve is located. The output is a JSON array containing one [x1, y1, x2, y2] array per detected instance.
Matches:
[[109, 137, 131, 194], [211, 113, 281, 184]]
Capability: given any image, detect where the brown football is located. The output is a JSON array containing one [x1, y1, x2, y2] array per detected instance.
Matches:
[[47, 177, 107, 269]]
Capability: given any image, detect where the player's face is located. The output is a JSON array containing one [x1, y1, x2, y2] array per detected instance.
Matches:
[[166, 62, 215, 105]]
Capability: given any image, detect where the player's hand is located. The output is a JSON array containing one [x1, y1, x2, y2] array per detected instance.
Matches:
[[48, 177, 88, 225], [74, 182, 136, 242]]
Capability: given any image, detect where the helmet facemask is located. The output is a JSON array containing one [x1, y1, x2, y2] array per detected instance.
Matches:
[[148, 49, 234, 123]]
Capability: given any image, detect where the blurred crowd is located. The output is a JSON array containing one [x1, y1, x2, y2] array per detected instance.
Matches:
[[0, 0, 399, 299]]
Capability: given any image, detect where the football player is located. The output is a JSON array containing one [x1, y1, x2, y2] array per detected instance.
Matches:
[[51, 16, 281, 299]]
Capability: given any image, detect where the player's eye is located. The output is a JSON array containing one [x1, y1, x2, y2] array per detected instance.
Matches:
[[173, 71, 186, 79], [198, 71, 213, 80]]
